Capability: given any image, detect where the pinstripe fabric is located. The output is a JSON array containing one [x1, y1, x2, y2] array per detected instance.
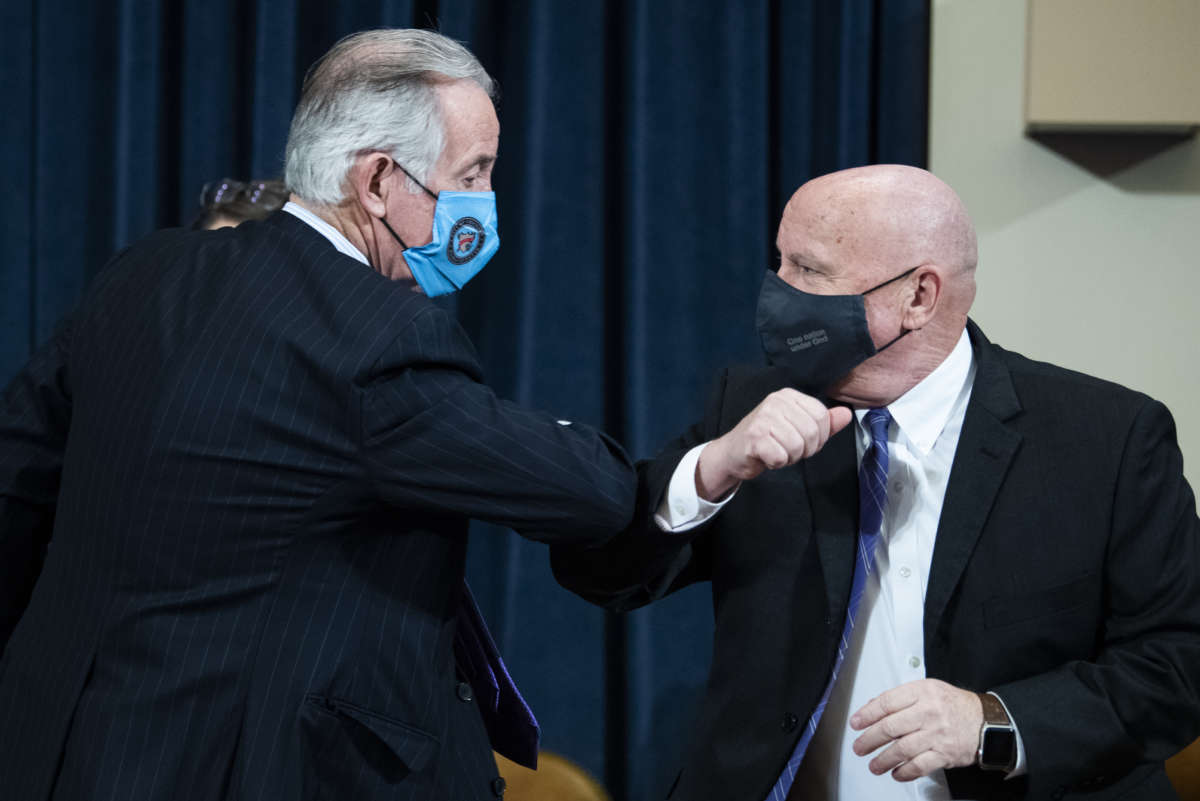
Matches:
[[0, 211, 635, 801], [769, 408, 891, 801]]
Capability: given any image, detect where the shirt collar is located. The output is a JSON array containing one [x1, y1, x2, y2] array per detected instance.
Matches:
[[855, 329, 974, 455], [283, 201, 370, 266]]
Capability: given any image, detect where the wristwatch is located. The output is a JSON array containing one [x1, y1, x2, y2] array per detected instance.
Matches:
[[976, 691, 1017, 772]]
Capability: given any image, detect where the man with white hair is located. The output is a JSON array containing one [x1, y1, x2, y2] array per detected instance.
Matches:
[[0, 29, 634, 801], [553, 165, 1200, 800]]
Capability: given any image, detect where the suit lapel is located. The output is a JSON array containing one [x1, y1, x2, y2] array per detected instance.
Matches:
[[923, 321, 1023, 645], [725, 366, 862, 619], [803, 424, 860, 620]]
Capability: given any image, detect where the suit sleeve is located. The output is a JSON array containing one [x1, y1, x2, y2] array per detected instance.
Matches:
[[0, 316, 73, 655], [358, 306, 636, 544], [549, 369, 733, 612], [995, 398, 1200, 785]]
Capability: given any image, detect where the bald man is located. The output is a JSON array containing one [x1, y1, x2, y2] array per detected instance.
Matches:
[[552, 166, 1200, 801]]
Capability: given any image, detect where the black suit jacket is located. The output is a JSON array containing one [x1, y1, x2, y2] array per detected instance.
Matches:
[[552, 321, 1200, 800], [0, 211, 636, 801]]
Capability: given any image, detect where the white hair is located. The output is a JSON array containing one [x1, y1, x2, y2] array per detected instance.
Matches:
[[284, 29, 495, 206]]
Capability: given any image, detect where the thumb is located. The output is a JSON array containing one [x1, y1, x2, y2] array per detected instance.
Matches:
[[827, 405, 854, 436]]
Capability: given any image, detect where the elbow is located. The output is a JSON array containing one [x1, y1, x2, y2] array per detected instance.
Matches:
[[587, 434, 638, 537], [580, 473, 637, 544], [549, 548, 646, 613]]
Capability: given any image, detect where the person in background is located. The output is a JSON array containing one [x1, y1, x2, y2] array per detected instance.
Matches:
[[190, 178, 290, 230]]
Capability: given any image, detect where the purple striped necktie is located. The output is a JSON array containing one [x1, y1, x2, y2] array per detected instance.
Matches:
[[454, 580, 541, 769], [765, 407, 892, 801]]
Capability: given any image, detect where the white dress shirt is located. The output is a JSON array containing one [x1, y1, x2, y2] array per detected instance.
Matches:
[[657, 331, 1026, 799]]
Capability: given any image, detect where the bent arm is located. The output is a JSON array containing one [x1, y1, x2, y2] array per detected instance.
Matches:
[[995, 399, 1200, 787], [359, 307, 636, 544], [550, 371, 736, 612]]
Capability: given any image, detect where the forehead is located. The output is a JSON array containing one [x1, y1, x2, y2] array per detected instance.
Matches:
[[778, 175, 873, 234], [436, 80, 499, 165], [775, 178, 906, 272], [776, 184, 855, 260]]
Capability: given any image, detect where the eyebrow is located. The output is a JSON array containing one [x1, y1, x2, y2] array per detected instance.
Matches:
[[782, 252, 833, 274], [461, 155, 496, 173]]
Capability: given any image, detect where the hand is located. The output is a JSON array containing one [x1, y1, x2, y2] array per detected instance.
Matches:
[[695, 389, 853, 501], [849, 679, 983, 781]]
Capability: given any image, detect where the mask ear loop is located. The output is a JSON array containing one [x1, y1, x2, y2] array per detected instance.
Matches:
[[862, 264, 923, 352], [861, 264, 920, 296], [381, 217, 409, 250], [381, 160, 440, 250], [393, 161, 439, 200], [874, 326, 914, 354]]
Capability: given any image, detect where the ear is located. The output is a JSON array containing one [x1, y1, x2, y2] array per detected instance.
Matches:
[[348, 153, 394, 219], [902, 265, 942, 331]]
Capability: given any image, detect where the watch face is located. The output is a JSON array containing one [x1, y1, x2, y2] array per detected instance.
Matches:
[[981, 727, 1017, 769]]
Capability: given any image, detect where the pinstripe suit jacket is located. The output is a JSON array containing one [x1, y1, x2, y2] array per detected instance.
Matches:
[[0, 211, 635, 801]]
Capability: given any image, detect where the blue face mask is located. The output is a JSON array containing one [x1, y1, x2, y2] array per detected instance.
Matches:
[[380, 162, 500, 297]]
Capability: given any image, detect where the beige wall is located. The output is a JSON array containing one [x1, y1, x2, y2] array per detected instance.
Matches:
[[930, 0, 1200, 486]]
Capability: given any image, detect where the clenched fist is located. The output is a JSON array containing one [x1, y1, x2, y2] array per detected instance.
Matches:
[[695, 389, 853, 501]]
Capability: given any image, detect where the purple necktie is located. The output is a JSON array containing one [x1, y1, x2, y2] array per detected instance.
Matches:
[[765, 407, 892, 801], [454, 580, 541, 768]]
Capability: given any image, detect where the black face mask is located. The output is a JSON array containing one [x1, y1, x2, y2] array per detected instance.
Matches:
[[755, 266, 917, 393]]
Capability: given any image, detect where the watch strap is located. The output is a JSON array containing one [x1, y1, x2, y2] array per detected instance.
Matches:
[[976, 691, 1017, 772], [977, 691, 1011, 726]]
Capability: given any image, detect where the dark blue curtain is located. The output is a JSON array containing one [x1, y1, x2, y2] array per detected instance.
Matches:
[[1, 1, 928, 798]]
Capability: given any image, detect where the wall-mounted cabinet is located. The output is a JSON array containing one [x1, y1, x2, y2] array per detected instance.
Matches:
[[1025, 0, 1200, 133]]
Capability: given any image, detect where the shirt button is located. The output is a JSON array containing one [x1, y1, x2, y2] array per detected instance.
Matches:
[[909, 656, 922, 669], [456, 681, 474, 702], [899, 566, 912, 578]]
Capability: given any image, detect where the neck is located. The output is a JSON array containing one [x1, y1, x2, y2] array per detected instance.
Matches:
[[289, 195, 411, 280]]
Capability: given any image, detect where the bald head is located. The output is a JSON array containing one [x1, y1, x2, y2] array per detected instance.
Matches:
[[774, 165, 978, 406], [781, 164, 977, 283]]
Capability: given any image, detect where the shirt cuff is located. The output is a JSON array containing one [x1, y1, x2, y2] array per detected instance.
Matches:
[[989, 692, 1027, 779], [654, 443, 738, 533]]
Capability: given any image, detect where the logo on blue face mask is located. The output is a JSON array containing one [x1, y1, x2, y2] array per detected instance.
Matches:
[[380, 162, 500, 297], [447, 217, 486, 265]]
